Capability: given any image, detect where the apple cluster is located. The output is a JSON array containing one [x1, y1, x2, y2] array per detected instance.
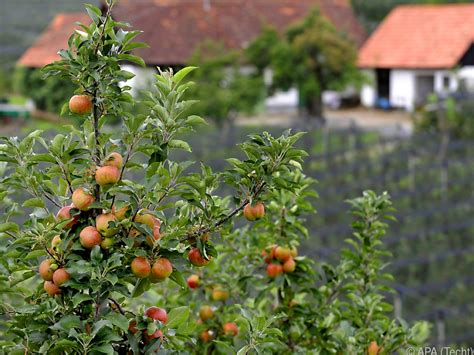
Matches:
[[262, 245, 298, 278], [128, 306, 168, 345], [38, 149, 167, 296]]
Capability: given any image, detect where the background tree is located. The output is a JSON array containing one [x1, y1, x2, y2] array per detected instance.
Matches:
[[186, 41, 264, 139], [247, 10, 361, 123]]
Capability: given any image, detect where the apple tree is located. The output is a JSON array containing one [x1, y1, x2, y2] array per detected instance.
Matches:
[[0, 2, 307, 353]]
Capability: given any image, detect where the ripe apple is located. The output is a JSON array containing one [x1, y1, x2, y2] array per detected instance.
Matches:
[[95, 166, 120, 186], [103, 152, 123, 169], [274, 246, 291, 262], [44, 281, 61, 296], [79, 226, 102, 249], [69, 94, 92, 115], [52, 268, 70, 286], [200, 330, 213, 343], [134, 210, 158, 229], [146, 223, 161, 247], [188, 248, 211, 267], [187, 275, 200, 289], [72, 188, 95, 211], [223, 322, 239, 337], [211, 287, 229, 302], [261, 249, 272, 264], [290, 247, 298, 258], [282, 258, 296, 273], [112, 203, 129, 220], [151, 258, 173, 281], [131, 256, 151, 278], [96, 213, 118, 237], [199, 305, 214, 321], [145, 306, 168, 324], [39, 259, 54, 281], [143, 329, 164, 344], [56, 205, 79, 228], [101, 238, 114, 249], [367, 341, 380, 355], [266, 263, 283, 278], [243, 202, 265, 221]]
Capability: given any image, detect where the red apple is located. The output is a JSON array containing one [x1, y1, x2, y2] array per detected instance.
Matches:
[[131, 256, 151, 278], [188, 248, 211, 267], [56, 205, 79, 228], [243, 202, 265, 221], [223, 322, 239, 336], [282, 258, 296, 273], [368, 341, 380, 355], [274, 246, 291, 262], [145, 306, 168, 324], [199, 305, 214, 321], [79, 226, 102, 249], [200, 330, 213, 343], [267, 263, 283, 278], [39, 259, 54, 281], [143, 329, 164, 344], [150, 258, 173, 281], [95, 166, 120, 186], [103, 152, 123, 169], [44, 281, 61, 296], [187, 275, 200, 289], [69, 95, 92, 115], [52, 268, 70, 286], [72, 188, 95, 211], [96, 213, 118, 237]]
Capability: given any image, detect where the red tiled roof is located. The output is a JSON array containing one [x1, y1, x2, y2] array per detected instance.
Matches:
[[18, 13, 90, 68], [112, 0, 365, 65], [18, 0, 365, 68], [358, 4, 474, 69]]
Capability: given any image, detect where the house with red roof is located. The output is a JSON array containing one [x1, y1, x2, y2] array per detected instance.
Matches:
[[17, 0, 364, 110], [358, 4, 474, 111]]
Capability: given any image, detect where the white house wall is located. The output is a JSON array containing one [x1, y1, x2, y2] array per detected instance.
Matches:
[[390, 70, 416, 111], [361, 69, 376, 107]]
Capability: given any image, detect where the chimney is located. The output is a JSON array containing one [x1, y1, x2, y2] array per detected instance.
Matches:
[[203, 0, 211, 12]]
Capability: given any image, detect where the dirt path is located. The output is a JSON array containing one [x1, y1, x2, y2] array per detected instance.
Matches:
[[237, 107, 414, 137]]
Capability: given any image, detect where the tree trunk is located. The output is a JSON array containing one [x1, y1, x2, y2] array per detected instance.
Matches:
[[304, 92, 325, 125]]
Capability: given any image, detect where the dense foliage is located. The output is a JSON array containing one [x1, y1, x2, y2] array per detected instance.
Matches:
[[12, 66, 76, 114], [0, 2, 429, 353]]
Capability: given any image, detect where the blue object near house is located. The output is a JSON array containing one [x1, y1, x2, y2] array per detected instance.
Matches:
[[377, 97, 391, 110]]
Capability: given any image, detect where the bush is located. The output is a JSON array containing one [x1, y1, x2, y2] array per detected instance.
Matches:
[[12, 65, 75, 114]]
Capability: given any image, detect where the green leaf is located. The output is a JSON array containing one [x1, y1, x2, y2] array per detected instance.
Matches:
[[51, 315, 81, 332], [118, 54, 146, 67], [0, 222, 19, 233], [22, 198, 45, 209], [173, 66, 197, 85], [85, 4, 101, 24], [72, 293, 93, 308], [132, 278, 151, 297], [169, 269, 186, 288], [169, 140, 191, 152], [166, 306, 189, 329], [91, 343, 114, 354], [106, 312, 129, 332]]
